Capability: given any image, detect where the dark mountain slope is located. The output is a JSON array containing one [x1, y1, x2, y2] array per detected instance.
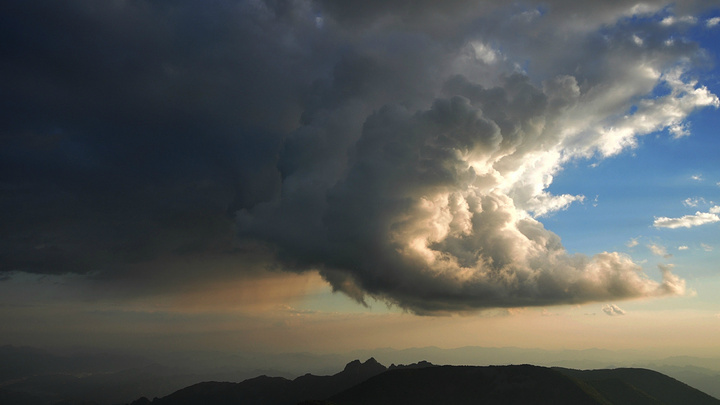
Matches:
[[134, 361, 720, 405], [327, 364, 609, 405], [556, 367, 720, 405], [145, 358, 386, 405]]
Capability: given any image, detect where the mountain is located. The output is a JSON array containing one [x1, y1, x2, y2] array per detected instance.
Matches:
[[555, 367, 720, 405], [132, 360, 719, 405], [135, 358, 387, 405], [4, 345, 720, 404], [326, 364, 607, 405], [647, 365, 720, 400], [0, 346, 291, 405], [327, 364, 720, 405]]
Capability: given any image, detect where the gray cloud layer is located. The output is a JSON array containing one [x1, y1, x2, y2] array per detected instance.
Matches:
[[1, 0, 716, 313]]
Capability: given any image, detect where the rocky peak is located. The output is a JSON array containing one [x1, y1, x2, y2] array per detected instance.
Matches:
[[341, 358, 386, 377]]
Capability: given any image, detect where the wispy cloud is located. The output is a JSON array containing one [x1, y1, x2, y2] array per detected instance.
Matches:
[[683, 197, 705, 207], [660, 16, 697, 26], [626, 238, 639, 248], [706, 17, 720, 28], [654, 208, 720, 229], [669, 123, 690, 138], [678, 245, 689, 250], [647, 243, 672, 258]]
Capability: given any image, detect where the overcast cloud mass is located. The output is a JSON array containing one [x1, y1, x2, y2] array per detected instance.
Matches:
[[1, 0, 718, 314]]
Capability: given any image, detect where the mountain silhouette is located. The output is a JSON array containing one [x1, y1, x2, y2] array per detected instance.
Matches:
[[555, 367, 720, 405], [326, 364, 604, 405], [130, 360, 720, 405], [132, 358, 387, 405]]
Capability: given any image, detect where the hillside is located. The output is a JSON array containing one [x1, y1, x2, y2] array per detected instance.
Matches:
[[326, 364, 607, 405], [131, 358, 387, 405], [555, 367, 720, 405], [131, 361, 720, 405]]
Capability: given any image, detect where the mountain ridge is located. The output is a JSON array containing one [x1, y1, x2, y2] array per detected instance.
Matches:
[[131, 360, 720, 405], [132, 358, 388, 405], [3, 345, 720, 404]]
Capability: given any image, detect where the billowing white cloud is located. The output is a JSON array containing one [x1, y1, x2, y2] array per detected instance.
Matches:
[[678, 245, 689, 250], [232, 1, 715, 313], [653, 211, 720, 228], [602, 304, 626, 316], [3, 0, 719, 320]]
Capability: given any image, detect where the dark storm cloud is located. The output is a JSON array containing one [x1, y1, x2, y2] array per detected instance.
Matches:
[[1, 0, 714, 312], [243, 76, 684, 313], [1, 0, 315, 275]]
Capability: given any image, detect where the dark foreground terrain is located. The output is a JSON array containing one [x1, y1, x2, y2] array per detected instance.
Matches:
[[127, 359, 720, 405], [2, 347, 718, 405]]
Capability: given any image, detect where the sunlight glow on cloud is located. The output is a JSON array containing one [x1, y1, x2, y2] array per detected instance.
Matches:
[[234, 3, 718, 313], [469, 41, 502, 65], [3, 0, 717, 316], [602, 304, 626, 316]]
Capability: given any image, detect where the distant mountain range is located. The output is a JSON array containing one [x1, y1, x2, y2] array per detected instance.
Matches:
[[131, 358, 389, 405], [3, 345, 720, 404], [129, 359, 719, 405]]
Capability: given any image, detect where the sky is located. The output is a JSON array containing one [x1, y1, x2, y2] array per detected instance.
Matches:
[[1, 0, 720, 358]]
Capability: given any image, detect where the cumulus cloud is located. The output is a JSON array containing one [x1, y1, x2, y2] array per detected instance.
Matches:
[[602, 304, 626, 316], [653, 210, 720, 228], [678, 245, 689, 250], [2, 0, 714, 314]]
